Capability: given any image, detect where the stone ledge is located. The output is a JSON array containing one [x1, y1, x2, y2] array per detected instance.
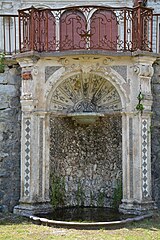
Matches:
[[14, 50, 160, 60]]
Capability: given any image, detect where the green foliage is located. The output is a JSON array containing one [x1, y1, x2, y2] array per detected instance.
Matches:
[[137, 92, 144, 101], [136, 103, 145, 111], [97, 190, 106, 207], [112, 180, 122, 210], [90, 191, 94, 206], [76, 181, 85, 206], [50, 175, 65, 208], [0, 53, 5, 73], [136, 92, 145, 114]]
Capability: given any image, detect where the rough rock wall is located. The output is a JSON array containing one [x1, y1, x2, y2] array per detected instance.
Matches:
[[0, 65, 21, 212], [50, 115, 122, 208], [151, 61, 160, 208]]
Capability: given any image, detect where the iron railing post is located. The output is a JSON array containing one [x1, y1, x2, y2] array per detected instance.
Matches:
[[150, 10, 153, 52], [137, 1, 142, 50], [18, 11, 21, 53], [3, 17, 6, 54], [46, 10, 49, 52], [30, 8, 34, 51], [124, 8, 126, 51], [14, 16, 17, 54]]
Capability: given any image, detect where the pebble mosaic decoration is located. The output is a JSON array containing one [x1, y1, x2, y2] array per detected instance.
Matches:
[[50, 115, 122, 207]]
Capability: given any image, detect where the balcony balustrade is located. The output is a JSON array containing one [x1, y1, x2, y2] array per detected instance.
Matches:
[[18, 5, 153, 53], [0, 14, 18, 55], [1, 5, 160, 55]]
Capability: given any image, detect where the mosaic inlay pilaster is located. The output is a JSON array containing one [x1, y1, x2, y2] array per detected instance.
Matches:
[[24, 119, 31, 197], [129, 118, 133, 199], [142, 119, 149, 198], [39, 118, 43, 197]]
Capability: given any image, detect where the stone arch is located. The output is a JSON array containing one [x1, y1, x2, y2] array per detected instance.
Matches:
[[48, 72, 121, 114], [46, 66, 129, 112]]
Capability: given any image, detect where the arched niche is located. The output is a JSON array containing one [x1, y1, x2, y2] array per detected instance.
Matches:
[[48, 72, 123, 208]]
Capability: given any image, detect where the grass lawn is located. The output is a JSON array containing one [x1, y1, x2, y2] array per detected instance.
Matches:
[[0, 213, 160, 240]]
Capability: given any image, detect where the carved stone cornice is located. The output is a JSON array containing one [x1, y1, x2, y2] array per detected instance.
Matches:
[[59, 56, 114, 74], [16, 56, 39, 68]]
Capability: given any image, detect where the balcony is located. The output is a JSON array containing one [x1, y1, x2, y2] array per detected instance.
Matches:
[[18, 5, 153, 53], [1, 4, 160, 55]]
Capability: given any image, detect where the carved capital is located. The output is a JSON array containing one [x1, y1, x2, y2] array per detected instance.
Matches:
[[20, 98, 38, 112], [134, 64, 154, 78], [21, 94, 33, 100]]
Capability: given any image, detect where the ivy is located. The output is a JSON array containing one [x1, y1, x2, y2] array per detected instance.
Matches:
[[112, 180, 122, 209], [136, 92, 144, 114], [0, 53, 5, 73], [76, 180, 85, 206], [97, 190, 106, 207], [50, 175, 65, 208]]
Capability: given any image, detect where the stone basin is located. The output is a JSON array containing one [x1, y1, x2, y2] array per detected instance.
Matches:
[[30, 207, 153, 230], [67, 112, 104, 125]]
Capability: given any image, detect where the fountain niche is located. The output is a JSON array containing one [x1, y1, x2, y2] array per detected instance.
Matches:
[[49, 73, 122, 210], [14, 54, 156, 221]]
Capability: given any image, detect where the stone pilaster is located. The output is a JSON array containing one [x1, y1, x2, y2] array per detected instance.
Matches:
[[119, 55, 157, 214], [120, 112, 156, 214], [14, 57, 52, 216]]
